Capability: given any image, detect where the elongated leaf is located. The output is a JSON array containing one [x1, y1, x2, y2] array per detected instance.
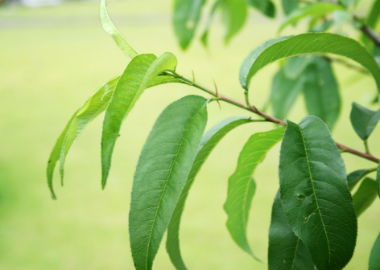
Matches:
[[271, 67, 305, 120], [240, 33, 380, 93], [47, 77, 119, 199], [353, 177, 377, 217], [282, 0, 299, 16], [221, 0, 248, 44], [173, 0, 205, 50], [129, 95, 208, 270], [166, 116, 252, 270], [303, 57, 341, 130], [239, 36, 290, 89], [279, 115, 357, 270], [347, 168, 376, 190], [350, 102, 380, 141], [283, 55, 311, 80], [377, 163, 380, 198], [101, 53, 177, 188], [268, 191, 314, 270], [224, 127, 285, 260], [369, 233, 380, 270], [100, 0, 138, 58], [201, 0, 223, 47], [368, 0, 380, 29], [245, 0, 275, 18], [279, 3, 344, 33]]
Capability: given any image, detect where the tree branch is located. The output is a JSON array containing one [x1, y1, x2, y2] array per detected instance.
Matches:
[[171, 71, 380, 164], [360, 24, 380, 47]]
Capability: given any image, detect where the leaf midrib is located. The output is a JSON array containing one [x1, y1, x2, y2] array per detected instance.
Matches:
[[298, 125, 331, 265], [144, 103, 205, 269]]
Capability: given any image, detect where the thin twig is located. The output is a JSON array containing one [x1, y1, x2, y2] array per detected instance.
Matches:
[[170, 71, 380, 164]]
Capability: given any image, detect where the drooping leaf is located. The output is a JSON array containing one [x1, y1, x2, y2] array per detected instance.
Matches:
[[279, 3, 344, 33], [352, 177, 377, 217], [303, 57, 341, 130], [347, 168, 377, 190], [201, 0, 223, 47], [245, 0, 276, 18], [166, 116, 252, 270], [283, 55, 312, 80], [173, 0, 205, 50], [100, 0, 138, 59], [224, 127, 285, 261], [221, 0, 248, 44], [268, 191, 314, 270], [271, 68, 305, 120], [129, 95, 208, 270], [239, 33, 380, 93], [279, 115, 357, 270], [370, 233, 380, 270], [47, 77, 119, 199], [101, 53, 177, 188], [239, 36, 290, 89], [350, 102, 380, 141], [281, 0, 299, 16], [309, 20, 334, 33]]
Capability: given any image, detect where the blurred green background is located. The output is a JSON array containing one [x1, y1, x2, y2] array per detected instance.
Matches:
[[0, 0, 380, 269]]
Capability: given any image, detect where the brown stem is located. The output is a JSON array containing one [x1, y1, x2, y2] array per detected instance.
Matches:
[[171, 72, 380, 164], [360, 24, 380, 47]]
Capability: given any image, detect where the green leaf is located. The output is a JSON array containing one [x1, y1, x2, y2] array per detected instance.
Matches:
[[221, 0, 248, 44], [100, 0, 138, 59], [268, 191, 314, 270], [239, 36, 290, 90], [367, 0, 380, 29], [201, 0, 223, 47], [129, 95, 208, 270], [377, 163, 380, 198], [347, 168, 376, 190], [224, 127, 285, 261], [166, 116, 253, 270], [47, 77, 119, 199], [281, 0, 299, 16], [101, 53, 177, 188], [369, 233, 380, 270], [279, 3, 344, 33], [245, 0, 276, 18], [279, 115, 357, 270], [239, 33, 380, 93], [350, 102, 380, 141], [352, 177, 377, 217], [271, 68, 305, 120], [303, 57, 341, 130], [283, 55, 311, 80], [173, 0, 205, 50]]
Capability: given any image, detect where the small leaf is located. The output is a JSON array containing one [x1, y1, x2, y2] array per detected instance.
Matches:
[[221, 0, 248, 44], [271, 67, 305, 120], [129, 95, 208, 270], [281, 0, 299, 16], [47, 77, 119, 199], [347, 168, 376, 190], [268, 191, 314, 270], [279, 3, 344, 33], [352, 177, 377, 217], [303, 57, 341, 130], [280, 115, 357, 270], [101, 53, 177, 188], [166, 116, 252, 270], [224, 127, 285, 261], [239, 33, 380, 93], [100, 0, 138, 59], [369, 233, 380, 270], [245, 0, 276, 18], [350, 102, 380, 141], [201, 0, 223, 47], [173, 0, 205, 50]]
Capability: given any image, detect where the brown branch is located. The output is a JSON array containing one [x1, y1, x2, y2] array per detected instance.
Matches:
[[171, 72, 380, 164], [360, 24, 380, 47]]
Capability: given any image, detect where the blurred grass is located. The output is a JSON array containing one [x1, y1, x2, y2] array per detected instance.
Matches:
[[0, 0, 379, 269]]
